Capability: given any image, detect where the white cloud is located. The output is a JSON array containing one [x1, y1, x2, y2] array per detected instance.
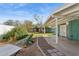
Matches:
[[0, 10, 34, 23], [14, 3, 28, 9], [0, 3, 28, 9], [0, 3, 53, 24], [18, 4, 27, 7], [38, 5, 51, 13], [6, 10, 30, 16]]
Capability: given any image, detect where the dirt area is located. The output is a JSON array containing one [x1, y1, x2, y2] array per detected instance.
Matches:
[[0, 41, 8, 46], [15, 38, 43, 56], [15, 42, 43, 56]]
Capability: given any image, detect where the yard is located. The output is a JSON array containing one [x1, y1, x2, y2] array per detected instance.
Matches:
[[30, 33, 53, 38]]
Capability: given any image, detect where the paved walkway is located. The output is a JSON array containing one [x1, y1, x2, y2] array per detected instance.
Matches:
[[37, 37, 65, 56]]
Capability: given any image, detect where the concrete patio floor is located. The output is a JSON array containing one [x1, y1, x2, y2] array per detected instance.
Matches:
[[45, 35, 79, 56]]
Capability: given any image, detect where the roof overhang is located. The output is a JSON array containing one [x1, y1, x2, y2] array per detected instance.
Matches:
[[53, 3, 76, 15]]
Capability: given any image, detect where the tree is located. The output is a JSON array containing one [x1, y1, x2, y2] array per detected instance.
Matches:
[[3, 20, 21, 26], [23, 20, 33, 32], [2, 25, 28, 42], [34, 14, 43, 33], [3, 20, 14, 26], [14, 20, 21, 26]]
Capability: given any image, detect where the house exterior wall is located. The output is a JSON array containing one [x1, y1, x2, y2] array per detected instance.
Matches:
[[54, 4, 79, 40], [45, 3, 79, 40], [67, 19, 79, 40]]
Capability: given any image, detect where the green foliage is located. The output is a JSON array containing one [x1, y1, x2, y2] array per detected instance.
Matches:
[[26, 34, 34, 45], [23, 20, 32, 32], [2, 25, 28, 41], [3, 20, 21, 26]]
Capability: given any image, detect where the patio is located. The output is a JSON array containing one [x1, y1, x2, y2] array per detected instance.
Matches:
[[45, 35, 79, 56]]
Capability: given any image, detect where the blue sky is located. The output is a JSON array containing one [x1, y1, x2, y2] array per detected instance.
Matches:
[[0, 3, 64, 24]]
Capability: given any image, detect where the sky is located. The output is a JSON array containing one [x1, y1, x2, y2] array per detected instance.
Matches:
[[0, 3, 64, 24]]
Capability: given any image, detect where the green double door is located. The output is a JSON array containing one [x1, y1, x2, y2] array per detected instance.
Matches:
[[68, 19, 79, 40]]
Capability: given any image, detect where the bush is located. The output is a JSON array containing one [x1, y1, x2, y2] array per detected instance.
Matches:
[[2, 26, 28, 41], [26, 34, 33, 45], [16, 34, 28, 40]]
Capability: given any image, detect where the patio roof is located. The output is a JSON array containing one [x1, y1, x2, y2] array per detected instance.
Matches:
[[45, 3, 78, 27], [0, 44, 21, 56], [53, 3, 76, 15]]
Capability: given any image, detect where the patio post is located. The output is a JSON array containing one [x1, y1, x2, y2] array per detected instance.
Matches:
[[44, 26, 45, 34], [55, 17, 58, 44]]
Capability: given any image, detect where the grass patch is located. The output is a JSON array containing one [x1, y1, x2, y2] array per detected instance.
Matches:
[[31, 32, 53, 38]]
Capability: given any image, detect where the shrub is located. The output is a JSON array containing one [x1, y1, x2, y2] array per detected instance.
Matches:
[[16, 34, 28, 40], [26, 34, 33, 45], [2, 25, 28, 41]]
